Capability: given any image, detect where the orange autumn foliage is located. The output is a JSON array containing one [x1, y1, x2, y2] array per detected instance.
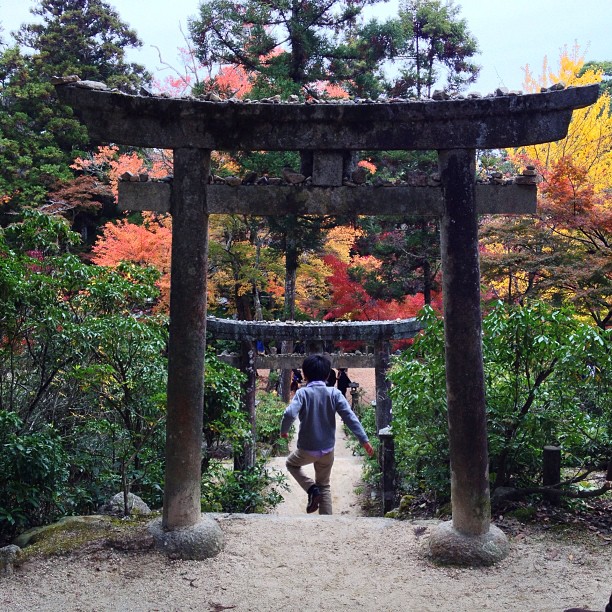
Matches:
[[357, 159, 377, 175], [322, 254, 427, 322], [72, 146, 172, 202], [215, 64, 252, 98], [92, 213, 172, 310]]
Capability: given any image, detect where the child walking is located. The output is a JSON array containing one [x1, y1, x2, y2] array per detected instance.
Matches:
[[280, 354, 374, 515]]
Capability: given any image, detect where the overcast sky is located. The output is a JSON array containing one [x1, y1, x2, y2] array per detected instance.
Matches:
[[0, 0, 609, 94]]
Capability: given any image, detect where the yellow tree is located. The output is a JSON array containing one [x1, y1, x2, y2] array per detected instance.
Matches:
[[517, 44, 612, 192], [480, 46, 612, 327]]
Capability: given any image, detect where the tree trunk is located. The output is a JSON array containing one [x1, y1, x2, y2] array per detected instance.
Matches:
[[279, 232, 298, 402]]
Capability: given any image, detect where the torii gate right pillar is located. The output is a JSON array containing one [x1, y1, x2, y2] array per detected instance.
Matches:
[[429, 148, 509, 564]]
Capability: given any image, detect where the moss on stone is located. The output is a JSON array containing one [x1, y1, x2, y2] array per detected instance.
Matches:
[[14, 514, 158, 564]]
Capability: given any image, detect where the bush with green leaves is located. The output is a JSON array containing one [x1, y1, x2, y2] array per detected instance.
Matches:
[[255, 391, 290, 455], [201, 459, 288, 513], [389, 302, 612, 504], [202, 353, 248, 465], [0, 211, 167, 522], [0, 410, 69, 543], [0, 210, 293, 534]]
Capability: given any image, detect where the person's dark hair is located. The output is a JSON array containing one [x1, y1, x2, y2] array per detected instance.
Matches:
[[302, 354, 331, 382]]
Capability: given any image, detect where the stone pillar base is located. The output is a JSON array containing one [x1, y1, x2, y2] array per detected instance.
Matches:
[[148, 515, 224, 560], [428, 520, 509, 566]]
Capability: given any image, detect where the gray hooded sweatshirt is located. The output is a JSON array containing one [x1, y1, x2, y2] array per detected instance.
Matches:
[[280, 381, 369, 451]]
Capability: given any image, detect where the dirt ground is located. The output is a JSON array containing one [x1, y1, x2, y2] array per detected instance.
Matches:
[[2, 368, 611, 611]]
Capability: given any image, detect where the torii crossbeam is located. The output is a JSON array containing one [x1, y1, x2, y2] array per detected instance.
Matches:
[[55, 80, 599, 563]]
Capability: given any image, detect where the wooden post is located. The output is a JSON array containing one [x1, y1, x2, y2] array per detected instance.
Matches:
[[374, 339, 395, 511], [349, 383, 360, 411], [379, 427, 396, 514], [235, 340, 257, 471], [543, 445, 562, 504], [439, 148, 491, 536], [163, 148, 210, 530], [374, 340, 392, 432]]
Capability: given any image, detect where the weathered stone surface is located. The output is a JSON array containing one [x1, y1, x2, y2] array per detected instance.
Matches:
[[74, 80, 109, 90], [13, 515, 113, 548], [99, 492, 152, 516], [432, 89, 451, 100], [148, 515, 224, 560], [119, 182, 537, 216], [439, 149, 491, 537], [351, 165, 369, 185], [428, 520, 510, 566], [54, 84, 599, 151], [50, 74, 80, 85], [0, 545, 21, 577], [282, 167, 306, 184], [312, 152, 344, 186], [119, 181, 171, 212], [163, 148, 210, 530], [514, 175, 540, 185]]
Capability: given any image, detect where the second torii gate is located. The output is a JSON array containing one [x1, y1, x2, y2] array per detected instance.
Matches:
[[55, 79, 598, 564], [207, 316, 422, 510]]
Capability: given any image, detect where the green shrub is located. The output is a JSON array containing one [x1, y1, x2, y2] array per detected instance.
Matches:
[[389, 302, 612, 505], [255, 391, 290, 455], [389, 308, 450, 502], [201, 459, 288, 513], [203, 353, 249, 465], [0, 410, 70, 544]]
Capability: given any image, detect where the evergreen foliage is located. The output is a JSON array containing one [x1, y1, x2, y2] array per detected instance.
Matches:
[[189, 0, 393, 98], [389, 303, 612, 504], [391, 0, 480, 98], [0, 0, 150, 210]]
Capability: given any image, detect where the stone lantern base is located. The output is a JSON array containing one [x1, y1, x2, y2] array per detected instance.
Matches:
[[148, 515, 224, 560], [428, 520, 509, 566]]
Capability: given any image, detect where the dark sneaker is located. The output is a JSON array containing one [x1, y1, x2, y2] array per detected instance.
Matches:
[[306, 485, 321, 514]]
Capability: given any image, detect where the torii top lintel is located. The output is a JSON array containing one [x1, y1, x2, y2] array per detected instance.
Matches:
[[206, 316, 422, 342], [55, 82, 599, 151]]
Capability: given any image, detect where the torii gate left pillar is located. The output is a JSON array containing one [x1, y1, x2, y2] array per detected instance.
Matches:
[[55, 80, 598, 563], [163, 148, 210, 527]]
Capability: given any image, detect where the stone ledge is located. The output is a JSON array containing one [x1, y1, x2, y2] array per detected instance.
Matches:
[[118, 182, 537, 216], [55, 83, 599, 151], [206, 317, 421, 342]]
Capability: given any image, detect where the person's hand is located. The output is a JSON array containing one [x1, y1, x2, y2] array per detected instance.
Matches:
[[280, 432, 288, 439], [362, 441, 374, 458]]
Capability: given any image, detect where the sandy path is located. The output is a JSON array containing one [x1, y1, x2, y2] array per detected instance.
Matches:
[[4, 515, 611, 612]]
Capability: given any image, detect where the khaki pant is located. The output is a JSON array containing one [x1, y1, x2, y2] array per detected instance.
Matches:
[[285, 448, 334, 515]]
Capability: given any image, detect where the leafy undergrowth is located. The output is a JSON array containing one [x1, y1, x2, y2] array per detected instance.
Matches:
[[381, 487, 612, 550], [496, 496, 612, 545]]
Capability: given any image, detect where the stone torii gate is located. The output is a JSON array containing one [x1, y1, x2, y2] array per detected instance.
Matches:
[[207, 316, 422, 509], [55, 79, 598, 563]]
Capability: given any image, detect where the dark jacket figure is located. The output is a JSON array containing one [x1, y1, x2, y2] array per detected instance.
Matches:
[[326, 368, 337, 387], [290, 368, 303, 392], [337, 369, 351, 396]]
